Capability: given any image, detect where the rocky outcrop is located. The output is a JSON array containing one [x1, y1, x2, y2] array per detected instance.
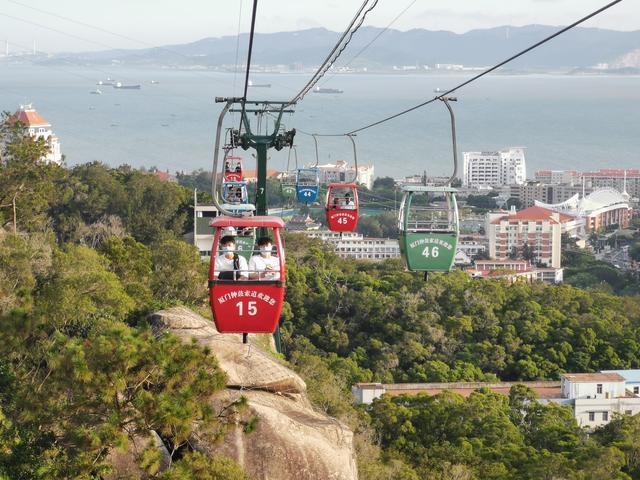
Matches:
[[147, 306, 358, 480]]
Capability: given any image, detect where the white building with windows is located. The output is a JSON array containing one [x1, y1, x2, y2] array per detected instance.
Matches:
[[12, 104, 62, 164], [304, 230, 400, 260], [462, 147, 526, 188], [554, 372, 640, 428], [315, 160, 374, 190]]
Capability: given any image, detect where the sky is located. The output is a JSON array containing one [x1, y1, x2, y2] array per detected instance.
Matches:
[[0, 0, 638, 54]]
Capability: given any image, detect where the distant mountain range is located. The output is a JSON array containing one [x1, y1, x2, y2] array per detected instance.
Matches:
[[48, 25, 640, 70]]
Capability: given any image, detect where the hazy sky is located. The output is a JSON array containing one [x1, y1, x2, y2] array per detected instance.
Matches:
[[1, 0, 637, 53]]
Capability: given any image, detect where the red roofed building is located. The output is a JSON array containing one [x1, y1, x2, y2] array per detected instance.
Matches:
[[12, 104, 62, 164], [487, 206, 567, 268]]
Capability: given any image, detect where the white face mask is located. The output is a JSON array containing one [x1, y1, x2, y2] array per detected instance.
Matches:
[[260, 246, 272, 256], [222, 245, 235, 254]]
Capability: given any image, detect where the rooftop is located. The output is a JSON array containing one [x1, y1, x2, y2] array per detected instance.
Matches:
[[491, 206, 573, 224], [12, 105, 51, 128], [562, 373, 626, 383]]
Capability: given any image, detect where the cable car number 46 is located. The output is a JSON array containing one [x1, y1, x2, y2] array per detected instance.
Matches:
[[422, 246, 439, 258]]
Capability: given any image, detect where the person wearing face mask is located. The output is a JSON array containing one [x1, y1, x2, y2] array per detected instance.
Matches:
[[248, 237, 280, 280], [214, 235, 249, 280]]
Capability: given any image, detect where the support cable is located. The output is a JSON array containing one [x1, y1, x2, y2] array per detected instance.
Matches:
[[319, 0, 419, 87], [287, 0, 379, 106], [305, 0, 625, 136], [239, 0, 259, 133]]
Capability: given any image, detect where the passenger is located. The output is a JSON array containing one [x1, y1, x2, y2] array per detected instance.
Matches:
[[214, 235, 248, 280], [343, 192, 356, 210], [224, 161, 231, 173], [248, 236, 280, 280], [333, 196, 342, 209]]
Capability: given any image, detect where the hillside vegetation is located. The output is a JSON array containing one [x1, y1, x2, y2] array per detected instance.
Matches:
[[3, 113, 640, 478]]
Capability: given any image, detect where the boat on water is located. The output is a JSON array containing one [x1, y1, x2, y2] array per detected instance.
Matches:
[[113, 82, 141, 90], [97, 77, 115, 86], [248, 80, 271, 88], [90, 88, 102, 95], [150, 80, 160, 84], [313, 86, 343, 94]]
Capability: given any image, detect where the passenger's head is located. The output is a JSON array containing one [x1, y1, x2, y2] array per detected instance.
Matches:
[[257, 236, 273, 256], [220, 235, 236, 256]]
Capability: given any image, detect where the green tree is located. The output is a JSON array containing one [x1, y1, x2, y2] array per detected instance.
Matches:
[[151, 238, 208, 304]]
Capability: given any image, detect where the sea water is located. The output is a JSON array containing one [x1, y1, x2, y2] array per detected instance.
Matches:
[[0, 63, 638, 178]]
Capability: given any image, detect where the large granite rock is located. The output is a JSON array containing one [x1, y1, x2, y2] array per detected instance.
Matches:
[[147, 306, 358, 480]]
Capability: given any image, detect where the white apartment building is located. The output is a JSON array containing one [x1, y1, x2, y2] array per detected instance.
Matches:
[[315, 160, 374, 190], [463, 147, 526, 188], [305, 230, 400, 260], [12, 104, 62, 164], [555, 373, 640, 428]]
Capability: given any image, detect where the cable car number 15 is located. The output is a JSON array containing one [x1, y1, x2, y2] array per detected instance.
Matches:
[[236, 301, 258, 316]]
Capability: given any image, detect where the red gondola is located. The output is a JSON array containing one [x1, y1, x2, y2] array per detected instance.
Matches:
[[325, 183, 359, 232], [223, 156, 243, 182], [208, 216, 286, 334]]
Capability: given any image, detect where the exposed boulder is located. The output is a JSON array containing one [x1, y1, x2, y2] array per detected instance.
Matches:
[[147, 306, 358, 480]]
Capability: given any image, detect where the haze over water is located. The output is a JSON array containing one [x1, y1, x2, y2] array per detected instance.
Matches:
[[1, 64, 638, 178]]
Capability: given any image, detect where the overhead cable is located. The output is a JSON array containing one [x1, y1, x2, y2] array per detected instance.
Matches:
[[309, 0, 625, 136], [319, 0, 419, 87], [239, 0, 259, 132], [287, 0, 379, 105]]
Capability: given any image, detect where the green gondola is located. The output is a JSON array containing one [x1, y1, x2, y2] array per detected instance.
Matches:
[[397, 97, 461, 273], [398, 186, 459, 272]]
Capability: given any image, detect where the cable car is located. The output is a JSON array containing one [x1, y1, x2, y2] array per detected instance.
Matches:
[[398, 186, 459, 272], [281, 172, 297, 201], [281, 147, 298, 201], [325, 183, 359, 232], [223, 156, 243, 182], [324, 135, 359, 232], [208, 216, 286, 334], [222, 180, 249, 204], [296, 168, 320, 203]]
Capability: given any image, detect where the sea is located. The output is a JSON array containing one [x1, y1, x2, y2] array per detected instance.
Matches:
[[0, 63, 638, 179]]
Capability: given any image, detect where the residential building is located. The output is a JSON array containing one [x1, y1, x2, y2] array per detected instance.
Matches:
[[509, 182, 553, 208], [602, 370, 640, 396], [466, 259, 564, 283], [192, 200, 219, 259], [487, 206, 566, 268], [554, 372, 640, 428], [462, 147, 526, 188], [353, 381, 561, 405], [353, 370, 640, 429], [315, 160, 374, 190], [10, 104, 62, 164], [304, 230, 400, 260], [535, 170, 578, 185], [535, 169, 640, 199]]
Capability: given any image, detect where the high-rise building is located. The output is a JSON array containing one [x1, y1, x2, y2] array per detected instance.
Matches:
[[462, 147, 526, 187]]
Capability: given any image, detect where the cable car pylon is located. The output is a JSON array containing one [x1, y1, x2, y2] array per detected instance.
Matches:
[[210, 97, 296, 348]]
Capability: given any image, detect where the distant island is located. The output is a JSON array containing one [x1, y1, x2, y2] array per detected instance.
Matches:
[[5, 25, 639, 73]]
